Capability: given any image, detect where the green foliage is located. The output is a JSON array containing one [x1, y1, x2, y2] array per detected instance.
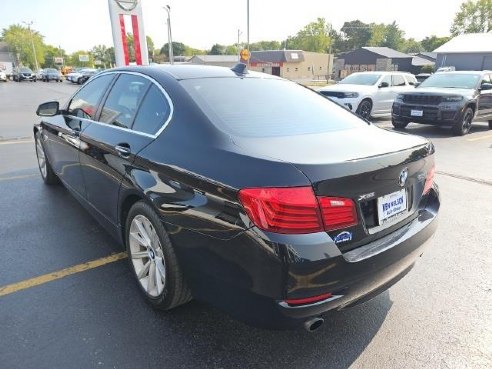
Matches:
[[68, 50, 94, 67], [286, 18, 332, 52], [451, 0, 492, 36], [402, 38, 424, 53], [2, 24, 45, 69], [337, 20, 372, 52], [91, 45, 114, 68], [42, 45, 65, 69], [420, 35, 451, 51], [420, 64, 435, 73], [160, 42, 190, 58], [209, 44, 226, 55], [249, 40, 281, 51]]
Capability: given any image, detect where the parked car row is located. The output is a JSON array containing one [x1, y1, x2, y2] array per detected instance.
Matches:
[[318, 70, 492, 135]]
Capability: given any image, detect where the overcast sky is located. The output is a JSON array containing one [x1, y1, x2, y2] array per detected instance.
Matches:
[[1, 0, 465, 53]]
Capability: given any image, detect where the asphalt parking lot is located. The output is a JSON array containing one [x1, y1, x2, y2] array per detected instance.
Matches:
[[0, 80, 491, 369]]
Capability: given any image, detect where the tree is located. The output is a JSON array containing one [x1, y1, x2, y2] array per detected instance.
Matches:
[[91, 45, 114, 68], [402, 38, 424, 53], [42, 45, 65, 68], [451, 0, 492, 36], [286, 18, 332, 53], [161, 42, 188, 59], [146, 36, 154, 61], [420, 35, 450, 51], [2, 24, 45, 68], [249, 40, 281, 51], [68, 50, 93, 67], [383, 21, 405, 50], [338, 20, 372, 52], [209, 44, 226, 55]]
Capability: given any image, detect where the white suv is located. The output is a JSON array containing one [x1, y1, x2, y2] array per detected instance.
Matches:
[[318, 71, 417, 119]]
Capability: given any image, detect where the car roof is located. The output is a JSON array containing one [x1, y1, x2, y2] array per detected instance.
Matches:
[[110, 64, 279, 81], [349, 71, 412, 76]]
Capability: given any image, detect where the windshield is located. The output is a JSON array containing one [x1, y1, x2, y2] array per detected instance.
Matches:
[[180, 77, 366, 138], [419, 73, 481, 89], [46, 69, 58, 73], [20, 68, 32, 73], [339, 73, 381, 86]]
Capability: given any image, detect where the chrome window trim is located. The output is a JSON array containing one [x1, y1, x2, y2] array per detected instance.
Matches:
[[69, 70, 174, 139]]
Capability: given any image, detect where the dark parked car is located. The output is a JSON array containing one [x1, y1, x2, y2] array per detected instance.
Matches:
[[41, 68, 63, 82], [34, 65, 439, 331], [13, 67, 36, 82], [76, 69, 99, 84], [392, 71, 492, 135]]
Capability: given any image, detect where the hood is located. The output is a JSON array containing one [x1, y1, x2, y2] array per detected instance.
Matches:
[[408, 87, 475, 97], [319, 84, 376, 94]]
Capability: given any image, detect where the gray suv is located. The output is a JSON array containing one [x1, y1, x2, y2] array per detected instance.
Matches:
[[13, 67, 37, 82], [392, 71, 492, 135]]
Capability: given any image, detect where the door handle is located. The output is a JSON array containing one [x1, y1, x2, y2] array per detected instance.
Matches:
[[115, 144, 131, 158]]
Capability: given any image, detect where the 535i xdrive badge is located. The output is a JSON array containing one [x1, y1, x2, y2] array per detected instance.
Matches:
[[33, 64, 439, 331]]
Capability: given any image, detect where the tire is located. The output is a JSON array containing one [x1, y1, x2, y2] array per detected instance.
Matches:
[[488, 121, 492, 130], [452, 107, 474, 136], [125, 201, 192, 310], [34, 131, 59, 185], [356, 99, 372, 120], [76, 78, 81, 84], [392, 119, 409, 129]]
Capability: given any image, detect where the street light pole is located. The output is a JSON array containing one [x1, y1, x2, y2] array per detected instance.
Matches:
[[246, 0, 250, 51], [23, 21, 39, 71], [163, 5, 173, 65]]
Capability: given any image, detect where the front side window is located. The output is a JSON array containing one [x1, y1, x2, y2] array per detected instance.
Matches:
[[405, 74, 418, 85], [132, 85, 171, 135], [380, 75, 392, 87], [67, 74, 114, 119], [99, 74, 150, 128]]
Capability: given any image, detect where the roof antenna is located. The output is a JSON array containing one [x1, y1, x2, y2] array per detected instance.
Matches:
[[231, 63, 248, 75]]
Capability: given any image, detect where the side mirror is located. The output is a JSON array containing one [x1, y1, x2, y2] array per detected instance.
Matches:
[[36, 101, 60, 117], [480, 83, 492, 91], [379, 82, 389, 88]]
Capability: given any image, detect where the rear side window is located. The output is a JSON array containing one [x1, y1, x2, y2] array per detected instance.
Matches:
[[392, 75, 406, 86], [181, 77, 366, 138], [68, 74, 114, 120], [132, 85, 170, 135], [405, 75, 418, 86], [99, 74, 150, 128]]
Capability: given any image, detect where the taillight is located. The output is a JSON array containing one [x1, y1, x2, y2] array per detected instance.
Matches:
[[238, 187, 358, 234], [318, 197, 358, 231], [423, 165, 435, 194], [238, 187, 323, 234]]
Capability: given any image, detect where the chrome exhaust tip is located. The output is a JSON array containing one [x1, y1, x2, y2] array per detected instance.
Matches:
[[304, 317, 324, 332]]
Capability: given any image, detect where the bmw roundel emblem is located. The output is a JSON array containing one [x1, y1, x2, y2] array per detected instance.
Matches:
[[398, 168, 409, 187]]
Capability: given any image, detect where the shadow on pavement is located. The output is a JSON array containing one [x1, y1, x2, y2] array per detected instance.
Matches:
[[378, 121, 490, 139]]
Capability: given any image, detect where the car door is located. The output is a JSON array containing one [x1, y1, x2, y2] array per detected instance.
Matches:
[[477, 74, 492, 118], [78, 72, 164, 227], [373, 75, 393, 114], [41, 74, 115, 197]]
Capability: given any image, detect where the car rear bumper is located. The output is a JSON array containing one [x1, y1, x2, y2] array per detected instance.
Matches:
[[170, 186, 440, 329]]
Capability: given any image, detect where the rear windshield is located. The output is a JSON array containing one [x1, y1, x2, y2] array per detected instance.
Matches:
[[180, 77, 365, 138], [419, 73, 481, 89], [339, 73, 381, 86]]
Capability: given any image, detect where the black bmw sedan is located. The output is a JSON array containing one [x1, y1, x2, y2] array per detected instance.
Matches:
[[34, 65, 439, 331]]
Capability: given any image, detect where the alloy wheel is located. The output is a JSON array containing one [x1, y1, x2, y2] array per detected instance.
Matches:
[[129, 215, 166, 297], [35, 137, 47, 178]]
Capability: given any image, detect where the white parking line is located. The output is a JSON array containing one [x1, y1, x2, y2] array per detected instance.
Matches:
[[0, 139, 34, 146]]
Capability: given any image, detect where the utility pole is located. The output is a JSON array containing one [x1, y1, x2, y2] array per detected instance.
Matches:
[[163, 5, 173, 64], [22, 21, 39, 71], [246, 0, 250, 51]]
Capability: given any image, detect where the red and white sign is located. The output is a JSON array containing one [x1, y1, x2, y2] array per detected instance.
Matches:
[[108, 0, 149, 66]]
